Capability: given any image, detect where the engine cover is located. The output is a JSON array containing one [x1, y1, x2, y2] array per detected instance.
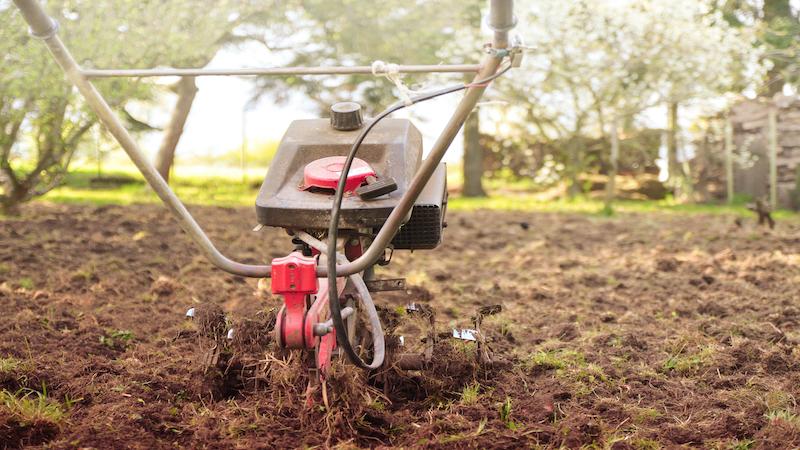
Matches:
[[255, 118, 423, 229]]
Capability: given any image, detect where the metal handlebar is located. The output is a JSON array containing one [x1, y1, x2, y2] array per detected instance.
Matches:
[[11, 0, 515, 279]]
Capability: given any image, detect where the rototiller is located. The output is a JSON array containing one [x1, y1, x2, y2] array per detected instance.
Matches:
[[12, 0, 522, 383]]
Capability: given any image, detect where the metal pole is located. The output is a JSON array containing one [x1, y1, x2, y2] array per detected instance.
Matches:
[[487, 0, 516, 49], [769, 108, 778, 207], [725, 117, 734, 204], [79, 64, 484, 78], [241, 107, 247, 184]]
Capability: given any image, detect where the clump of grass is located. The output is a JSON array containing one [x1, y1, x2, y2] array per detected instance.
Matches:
[[16, 278, 35, 290], [523, 346, 585, 372], [99, 329, 135, 349], [662, 342, 721, 374], [629, 406, 665, 425], [765, 408, 800, 431], [498, 397, 518, 430], [0, 357, 25, 373], [459, 384, 480, 405], [0, 387, 67, 448]]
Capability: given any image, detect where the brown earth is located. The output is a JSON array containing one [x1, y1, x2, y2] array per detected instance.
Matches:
[[2, 202, 800, 449]]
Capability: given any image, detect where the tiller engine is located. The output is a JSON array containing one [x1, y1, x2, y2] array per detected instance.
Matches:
[[256, 102, 448, 380]]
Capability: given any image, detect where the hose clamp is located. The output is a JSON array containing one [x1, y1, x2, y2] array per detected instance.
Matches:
[[29, 19, 60, 40], [486, 14, 518, 33]]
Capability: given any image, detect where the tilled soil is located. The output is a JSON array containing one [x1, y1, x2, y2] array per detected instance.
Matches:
[[1, 202, 800, 449]]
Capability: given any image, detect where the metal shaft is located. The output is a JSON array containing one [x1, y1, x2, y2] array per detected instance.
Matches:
[[80, 64, 483, 78]]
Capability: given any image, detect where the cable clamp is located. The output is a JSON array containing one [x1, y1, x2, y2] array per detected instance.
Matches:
[[484, 35, 532, 68], [483, 44, 510, 58]]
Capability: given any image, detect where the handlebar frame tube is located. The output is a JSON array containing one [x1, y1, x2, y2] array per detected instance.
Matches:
[[11, 0, 514, 279]]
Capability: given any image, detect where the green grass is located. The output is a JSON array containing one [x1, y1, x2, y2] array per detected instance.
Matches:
[[459, 384, 480, 405], [28, 163, 798, 220], [0, 387, 67, 433], [42, 164, 268, 207], [0, 357, 26, 373], [448, 193, 790, 217]]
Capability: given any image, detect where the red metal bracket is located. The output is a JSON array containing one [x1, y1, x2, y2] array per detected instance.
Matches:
[[272, 252, 318, 349]]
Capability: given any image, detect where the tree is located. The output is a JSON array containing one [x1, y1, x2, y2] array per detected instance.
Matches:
[[146, 0, 271, 184], [496, 0, 764, 202], [3, 0, 264, 213], [716, 0, 799, 96], [2, 0, 152, 214]]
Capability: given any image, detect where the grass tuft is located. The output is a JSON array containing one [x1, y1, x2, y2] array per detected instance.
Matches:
[[459, 384, 480, 405], [0, 388, 67, 447]]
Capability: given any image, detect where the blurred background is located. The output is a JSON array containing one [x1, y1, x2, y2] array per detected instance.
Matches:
[[3, 0, 800, 214]]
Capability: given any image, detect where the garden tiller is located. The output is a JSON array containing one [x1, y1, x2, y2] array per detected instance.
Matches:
[[12, 0, 522, 383]]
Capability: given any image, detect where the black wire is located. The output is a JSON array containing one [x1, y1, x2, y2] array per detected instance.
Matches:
[[465, 62, 512, 87], [327, 63, 509, 369]]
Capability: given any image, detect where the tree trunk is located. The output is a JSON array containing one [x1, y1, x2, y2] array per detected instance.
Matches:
[[152, 77, 199, 185], [605, 115, 619, 210], [567, 136, 582, 198], [462, 110, 486, 197], [667, 102, 682, 190]]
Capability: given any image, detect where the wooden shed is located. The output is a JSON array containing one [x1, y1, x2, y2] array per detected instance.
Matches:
[[729, 94, 800, 208]]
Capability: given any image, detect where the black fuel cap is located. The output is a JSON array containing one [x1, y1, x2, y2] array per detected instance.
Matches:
[[330, 102, 363, 131]]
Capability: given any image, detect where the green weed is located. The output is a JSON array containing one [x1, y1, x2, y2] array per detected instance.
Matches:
[[630, 437, 662, 450], [765, 408, 800, 430], [99, 330, 135, 349], [726, 439, 756, 450], [499, 397, 518, 430], [0, 357, 25, 372], [630, 406, 665, 425], [17, 278, 34, 290], [459, 384, 480, 405], [71, 261, 97, 282], [524, 347, 585, 373], [0, 386, 67, 434]]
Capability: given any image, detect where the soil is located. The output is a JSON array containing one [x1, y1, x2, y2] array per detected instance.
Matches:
[[2, 202, 800, 449]]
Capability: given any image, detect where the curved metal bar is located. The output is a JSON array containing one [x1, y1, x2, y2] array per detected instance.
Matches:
[[80, 64, 484, 78], [12, 0, 272, 278]]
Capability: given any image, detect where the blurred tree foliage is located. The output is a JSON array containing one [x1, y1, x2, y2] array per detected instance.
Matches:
[[715, 0, 800, 96], [485, 0, 765, 199], [249, 0, 479, 113], [1, 0, 259, 214]]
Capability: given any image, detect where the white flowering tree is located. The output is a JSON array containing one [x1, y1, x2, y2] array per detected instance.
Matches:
[[499, 0, 765, 201]]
